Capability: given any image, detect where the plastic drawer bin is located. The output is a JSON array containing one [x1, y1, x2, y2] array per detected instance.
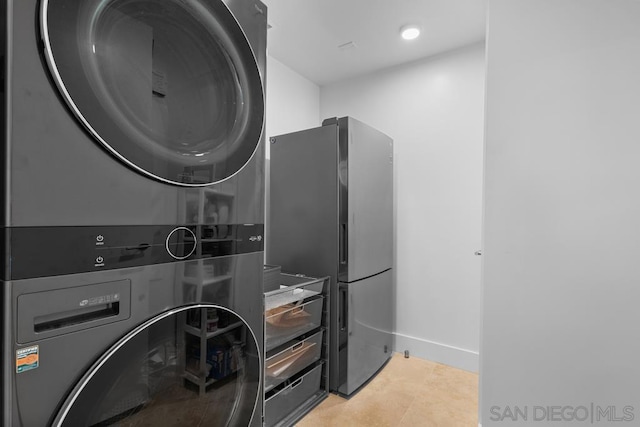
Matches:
[[265, 297, 324, 351], [265, 329, 324, 392], [264, 274, 325, 303], [265, 363, 323, 427], [265, 273, 326, 351]]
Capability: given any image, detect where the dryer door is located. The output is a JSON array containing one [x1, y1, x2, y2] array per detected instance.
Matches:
[[41, 0, 264, 186], [52, 306, 261, 426]]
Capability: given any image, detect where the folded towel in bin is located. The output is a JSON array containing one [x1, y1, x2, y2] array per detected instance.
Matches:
[[266, 303, 310, 328], [266, 342, 316, 378]]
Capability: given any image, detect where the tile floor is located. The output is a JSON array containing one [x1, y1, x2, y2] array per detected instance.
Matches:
[[296, 353, 478, 427]]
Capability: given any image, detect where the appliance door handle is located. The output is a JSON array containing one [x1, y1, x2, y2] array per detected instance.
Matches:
[[340, 224, 347, 265], [124, 243, 151, 252], [340, 287, 348, 332], [34, 302, 120, 333]]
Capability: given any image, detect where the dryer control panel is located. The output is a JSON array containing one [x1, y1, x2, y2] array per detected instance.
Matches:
[[6, 224, 264, 280]]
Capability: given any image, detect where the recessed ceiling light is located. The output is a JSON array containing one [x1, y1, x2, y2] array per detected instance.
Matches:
[[400, 25, 421, 41]]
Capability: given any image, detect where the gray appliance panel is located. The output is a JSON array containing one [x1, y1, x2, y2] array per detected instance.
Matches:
[[6, 251, 265, 427], [3, 1, 267, 426], [338, 268, 393, 396], [5, 0, 266, 228], [339, 117, 394, 282], [267, 124, 339, 280]]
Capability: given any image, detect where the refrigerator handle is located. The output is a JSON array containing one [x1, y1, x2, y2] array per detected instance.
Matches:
[[339, 286, 348, 331], [340, 223, 347, 264]]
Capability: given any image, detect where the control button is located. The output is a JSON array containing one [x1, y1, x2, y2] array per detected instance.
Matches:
[[166, 227, 197, 260], [96, 256, 104, 263], [96, 235, 104, 242]]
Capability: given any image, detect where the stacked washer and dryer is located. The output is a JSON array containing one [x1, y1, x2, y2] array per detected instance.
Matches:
[[1, 0, 267, 425]]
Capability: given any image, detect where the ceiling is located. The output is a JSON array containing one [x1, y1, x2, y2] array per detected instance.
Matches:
[[261, 0, 487, 86]]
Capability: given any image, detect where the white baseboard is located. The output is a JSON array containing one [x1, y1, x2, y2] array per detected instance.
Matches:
[[394, 332, 479, 372]]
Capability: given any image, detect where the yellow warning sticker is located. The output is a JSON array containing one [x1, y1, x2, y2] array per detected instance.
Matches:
[[16, 345, 39, 373]]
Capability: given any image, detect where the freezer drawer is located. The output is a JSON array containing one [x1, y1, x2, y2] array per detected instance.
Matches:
[[337, 269, 393, 396], [265, 329, 324, 392], [265, 363, 324, 427], [266, 297, 324, 351]]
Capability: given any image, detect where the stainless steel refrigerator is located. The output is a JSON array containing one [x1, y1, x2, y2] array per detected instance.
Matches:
[[267, 116, 394, 396]]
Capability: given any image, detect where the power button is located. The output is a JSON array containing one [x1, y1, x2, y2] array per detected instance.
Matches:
[[166, 227, 197, 260]]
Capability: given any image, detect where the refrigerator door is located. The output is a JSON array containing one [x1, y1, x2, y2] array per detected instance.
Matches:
[[337, 269, 393, 396], [267, 124, 340, 280], [338, 117, 394, 282]]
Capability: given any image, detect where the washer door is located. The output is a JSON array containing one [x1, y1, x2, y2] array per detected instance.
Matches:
[[41, 0, 264, 186], [52, 306, 261, 426]]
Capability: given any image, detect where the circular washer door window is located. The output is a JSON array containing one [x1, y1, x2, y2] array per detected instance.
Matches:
[[41, 0, 264, 186], [52, 305, 261, 426]]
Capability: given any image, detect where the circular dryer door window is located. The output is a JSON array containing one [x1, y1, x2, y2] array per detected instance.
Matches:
[[41, 0, 264, 186], [52, 306, 261, 426]]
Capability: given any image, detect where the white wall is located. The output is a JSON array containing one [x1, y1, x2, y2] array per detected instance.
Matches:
[[482, 0, 640, 425], [321, 43, 486, 372], [265, 55, 321, 156]]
